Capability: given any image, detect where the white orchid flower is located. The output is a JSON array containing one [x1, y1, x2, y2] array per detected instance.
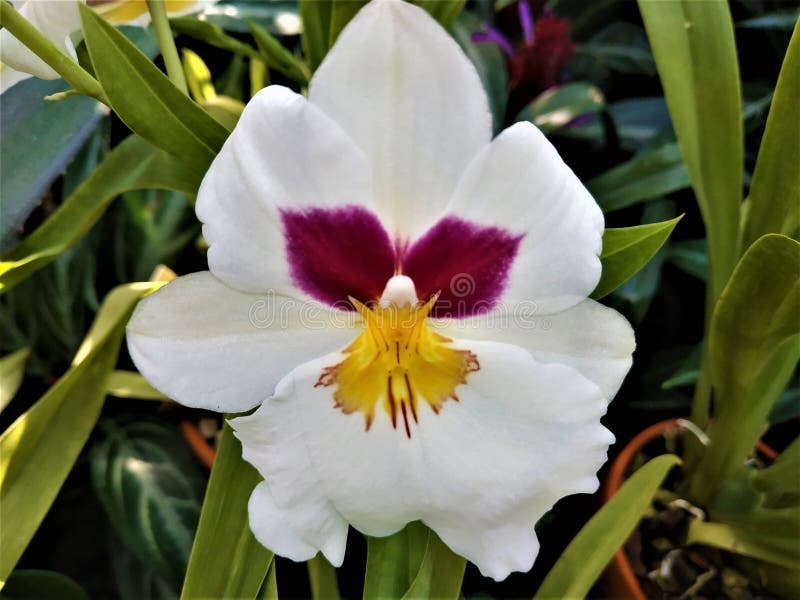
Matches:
[[127, 0, 635, 581], [0, 0, 215, 92]]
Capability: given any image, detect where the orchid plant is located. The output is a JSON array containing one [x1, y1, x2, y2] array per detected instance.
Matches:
[[0, 0, 796, 598]]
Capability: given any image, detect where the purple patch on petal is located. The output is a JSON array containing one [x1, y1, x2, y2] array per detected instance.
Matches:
[[280, 206, 396, 307], [402, 216, 524, 318]]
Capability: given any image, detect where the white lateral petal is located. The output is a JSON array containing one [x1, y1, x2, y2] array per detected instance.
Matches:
[[195, 85, 374, 296], [445, 121, 604, 314], [231, 339, 613, 580], [126, 271, 358, 413], [433, 299, 635, 401], [0, 0, 81, 80], [308, 0, 491, 239]]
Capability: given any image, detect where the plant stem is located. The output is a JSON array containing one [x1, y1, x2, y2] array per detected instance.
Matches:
[[0, 0, 107, 103], [145, 0, 188, 95]]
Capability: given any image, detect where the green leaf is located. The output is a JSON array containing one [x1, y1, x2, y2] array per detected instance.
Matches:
[[690, 235, 800, 504], [0, 348, 30, 414], [364, 522, 429, 599], [200, 1, 301, 35], [401, 530, 466, 600], [587, 141, 690, 213], [0, 282, 160, 587], [769, 384, 800, 425], [591, 216, 683, 300], [638, 0, 742, 302], [91, 418, 206, 591], [0, 570, 88, 600], [78, 4, 229, 170], [413, 0, 466, 28], [574, 21, 656, 80], [742, 20, 800, 248], [106, 370, 167, 401], [661, 345, 702, 390], [307, 556, 340, 600], [257, 560, 278, 600], [364, 522, 465, 600], [608, 96, 671, 151], [299, 0, 333, 72], [182, 424, 273, 599], [686, 516, 800, 571], [0, 135, 202, 294], [0, 78, 104, 251], [451, 12, 508, 134], [534, 454, 681, 599], [248, 19, 311, 85], [169, 16, 261, 61], [517, 82, 605, 134], [666, 238, 707, 280], [751, 436, 800, 497]]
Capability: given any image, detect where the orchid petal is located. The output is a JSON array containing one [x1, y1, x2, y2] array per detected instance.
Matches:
[[0, 0, 82, 80], [308, 0, 492, 240], [126, 271, 359, 412], [444, 121, 604, 314], [231, 339, 612, 581], [195, 85, 376, 297], [433, 299, 635, 401]]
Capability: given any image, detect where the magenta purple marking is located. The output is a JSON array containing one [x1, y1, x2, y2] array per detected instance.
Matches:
[[403, 216, 523, 318], [280, 206, 395, 307], [280, 207, 523, 317]]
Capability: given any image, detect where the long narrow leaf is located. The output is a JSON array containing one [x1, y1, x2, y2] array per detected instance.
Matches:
[[534, 454, 681, 599], [638, 0, 742, 302], [0, 135, 202, 294]]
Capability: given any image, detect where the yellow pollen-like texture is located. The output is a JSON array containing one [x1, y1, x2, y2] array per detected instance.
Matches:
[[315, 297, 479, 437]]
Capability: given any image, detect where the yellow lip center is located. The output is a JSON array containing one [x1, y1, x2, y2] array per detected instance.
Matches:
[[315, 288, 479, 437]]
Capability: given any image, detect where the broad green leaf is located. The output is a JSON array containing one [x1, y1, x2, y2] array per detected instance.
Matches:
[[78, 4, 229, 170], [110, 543, 175, 600], [248, 19, 311, 85], [0, 282, 160, 587], [686, 516, 800, 571], [451, 12, 508, 134], [91, 418, 206, 591], [299, 0, 332, 72], [201, 96, 245, 131], [307, 556, 340, 600], [182, 424, 273, 599], [364, 522, 429, 599], [587, 141, 690, 213], [0, 570, 88, 600], [534, 454, 681, 599], [106, 370, 167, 401], [517, 82, 605, 134], [661, 345, 702, 390], [591, 216, 683, 300], [0, 348, 30, 413], [742, 20, 800, 248], [0, 78, 104, 251], [413, 0, 466, 28], [0, 135, 202, 294], [638, 0, 742, 303], [401, 531, 466, 600], [769, 385, 800, 425], [690, 235, 800, 504], [751, 436, 800, 497], [257, 560, 278, 600]]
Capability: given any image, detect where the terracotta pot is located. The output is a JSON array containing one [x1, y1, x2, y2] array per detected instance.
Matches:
[[601, 418, 777, 599], [181, 421, 216, 469]]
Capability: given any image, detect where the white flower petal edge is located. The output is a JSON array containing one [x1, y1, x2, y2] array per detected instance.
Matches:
[[0, 0, 82, 81], [434, 299, 635, 401], [126, 271, 359, 412], [195, 85, 376, 296], [309, 0, 491, 239], [231, 339, 614, 581], [444, 121, 604, 315]]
